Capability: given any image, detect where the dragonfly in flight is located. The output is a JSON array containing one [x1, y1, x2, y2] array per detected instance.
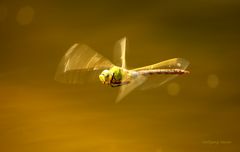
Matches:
[[55, 37, 190, 102]]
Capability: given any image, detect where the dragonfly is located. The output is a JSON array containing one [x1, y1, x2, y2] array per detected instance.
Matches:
[[55, 37, 190, 102]]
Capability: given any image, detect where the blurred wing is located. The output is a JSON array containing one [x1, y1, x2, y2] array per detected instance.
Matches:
[[55, 43, 114, 84], [115, 75, 146, 103], [113, 37, 127, 69], [133, 58, 189, 90]]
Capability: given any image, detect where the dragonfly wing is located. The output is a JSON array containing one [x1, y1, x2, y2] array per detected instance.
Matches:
[[133, 58, 189, 90], [55, 43, 114, 84], [113, 37, 127, 69], [116, 75, 146, 103]]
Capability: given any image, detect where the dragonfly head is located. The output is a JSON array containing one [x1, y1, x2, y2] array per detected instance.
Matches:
[[99, 69, 111, 85]]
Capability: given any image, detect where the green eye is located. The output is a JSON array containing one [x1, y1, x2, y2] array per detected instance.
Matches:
[[99, 74, 105, 82]]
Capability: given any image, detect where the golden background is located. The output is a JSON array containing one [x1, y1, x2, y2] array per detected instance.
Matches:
[[0, 0, 239, 152]]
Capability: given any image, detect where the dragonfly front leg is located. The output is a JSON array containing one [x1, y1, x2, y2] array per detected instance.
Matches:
[[110, 84, 121, 87]]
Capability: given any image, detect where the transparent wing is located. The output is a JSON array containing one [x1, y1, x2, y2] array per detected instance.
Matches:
[[113, 37, 127, 69], [116, 74, 146, 103], [55, 43, 114, 84], [133, 58, 190, 90]]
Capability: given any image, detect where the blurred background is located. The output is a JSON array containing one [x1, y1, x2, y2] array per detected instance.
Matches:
[[0, 0, 239, 152]]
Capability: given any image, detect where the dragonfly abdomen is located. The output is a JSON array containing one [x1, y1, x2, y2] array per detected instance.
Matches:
[[138, 69, 189, 76]]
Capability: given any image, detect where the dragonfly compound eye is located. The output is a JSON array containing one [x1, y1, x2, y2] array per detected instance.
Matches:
[[99, 70, 110, 84], [99, 74, 105, 83]]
